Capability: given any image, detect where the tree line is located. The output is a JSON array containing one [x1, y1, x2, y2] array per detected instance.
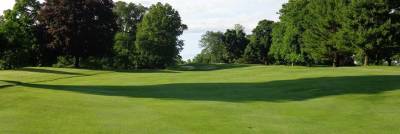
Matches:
[[194, 0, 400, 67], [0, 0, 186, 69]]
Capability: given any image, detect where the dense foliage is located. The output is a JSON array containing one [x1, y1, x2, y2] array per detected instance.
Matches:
[[112, 1, 146, 69], [195, 0, 400, 67], [194, 31, 227, 64], [135, 3, 187, 68], [0, 0, 41, 69], [243, 20, 274, 64], [302, 0, 353, 67], [40, 0, 117, 68], [0, 0, 186, 69], [1, 0, 399, 69]]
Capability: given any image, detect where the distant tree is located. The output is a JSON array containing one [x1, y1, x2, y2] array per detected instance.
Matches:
[[223, 24, 249, 63], [302, 0, 353, 67], [40, 0, 117, 68], [344, 0, 394, 66], [135, 2, 187, 68], [113, 1, 147, 69], [197, 31, 227, 63], [243, 20, 274, 64], [193, 53, 210, 64], [0, 0, 41, 69]]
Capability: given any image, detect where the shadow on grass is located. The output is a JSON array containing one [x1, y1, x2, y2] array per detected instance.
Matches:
[[18, 67, 180, 75], [168, 64, 250, 71], [0, 85, 15, 89], [16, 68, 85, 75], [112, 69, 179, 74], [2, 75, 400, 102]]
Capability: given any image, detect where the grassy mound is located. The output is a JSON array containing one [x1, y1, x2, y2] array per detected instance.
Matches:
[[0, 65, 399, 133]]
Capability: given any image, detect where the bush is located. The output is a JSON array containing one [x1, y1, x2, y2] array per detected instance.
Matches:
[[53, 56, 74, 68], [81, 57, 113, 70], [0, 50, 32, 70]]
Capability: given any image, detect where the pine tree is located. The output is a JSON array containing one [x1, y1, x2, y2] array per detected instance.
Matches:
[[302, 0, 352, 67], [344, 0, 393, 66]]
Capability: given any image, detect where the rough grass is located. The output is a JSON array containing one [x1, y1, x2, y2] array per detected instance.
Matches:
[[0, 65, 400, 133]]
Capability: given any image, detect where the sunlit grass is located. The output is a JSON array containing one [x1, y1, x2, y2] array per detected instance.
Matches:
[[0, 65, 399, 133]]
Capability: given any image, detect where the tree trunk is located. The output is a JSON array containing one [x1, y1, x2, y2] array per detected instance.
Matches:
[[74, 56, 80, 68], [364, 55, 369, 66], [387, 58, 392, 66], [333, 52, 338, 67]]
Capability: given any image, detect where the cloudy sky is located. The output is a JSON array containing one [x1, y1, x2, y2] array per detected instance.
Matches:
[[0, 0, 287, 60]]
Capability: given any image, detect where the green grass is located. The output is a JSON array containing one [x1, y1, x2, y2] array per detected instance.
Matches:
[[0, 65, 400, 133]]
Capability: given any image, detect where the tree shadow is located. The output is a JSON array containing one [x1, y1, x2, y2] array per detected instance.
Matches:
[[0, 81, 18, 89], [0, 85, 14, 89], [113, 69, 179, 74], [2, 75, 399, 102], [168, 64, 251, 71], [16, 68, 85, 75]]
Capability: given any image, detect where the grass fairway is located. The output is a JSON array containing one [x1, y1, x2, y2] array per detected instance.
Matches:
[[0, 65, 400, 133]]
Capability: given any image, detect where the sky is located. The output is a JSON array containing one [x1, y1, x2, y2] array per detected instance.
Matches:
[[0, 0, 288, 60]]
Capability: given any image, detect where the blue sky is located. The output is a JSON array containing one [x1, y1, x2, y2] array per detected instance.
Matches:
[[1, 0, 288, 60]]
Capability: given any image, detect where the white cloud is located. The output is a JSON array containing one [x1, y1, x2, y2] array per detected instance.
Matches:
[[0, 0, 15, 14], [0, 0, 287, 60]]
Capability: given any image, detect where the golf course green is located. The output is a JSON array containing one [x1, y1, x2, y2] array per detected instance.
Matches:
[[0, 64, 399, 133]]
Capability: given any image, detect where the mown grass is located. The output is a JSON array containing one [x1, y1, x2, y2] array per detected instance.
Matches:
[[0, 65, 400, 133]]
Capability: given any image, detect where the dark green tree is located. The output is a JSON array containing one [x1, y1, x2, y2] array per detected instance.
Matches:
[[243, 20, 275, 64], [380, 0, 400, 66], [40, 0, 117, 67], [135, 2, 187, 68], [113, 1, 147, 69], [269, 0, 309, 66], [223, 24, 249, 63], [302, 0, 353, 67], [0, 0, 41, 69], [344, 0, 394, 66]]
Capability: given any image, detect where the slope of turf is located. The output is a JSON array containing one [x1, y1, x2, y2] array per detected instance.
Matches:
[[0, 65, 399, 133]]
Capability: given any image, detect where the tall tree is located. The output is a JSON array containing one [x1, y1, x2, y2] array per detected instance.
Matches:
[[0, 0, 41, 69], [223, 24, 249, 63], [302, 0, 352, 67], [381, 0, 400, 66], [243, 20, 275, 64], [40, 0, 117, 67], [344, 0, 393, 66], [269, 22, 286, 64], [113, 1, 147, 69], [270, 0, 310, 66], [135, 2, 187, 68]]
